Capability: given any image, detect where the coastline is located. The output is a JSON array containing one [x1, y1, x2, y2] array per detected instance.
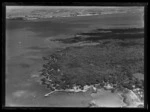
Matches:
[[44, 83, 144, 108], [42, 82, 143, 107], [42, 29, 143, 107], [6, 15, 144, 107]]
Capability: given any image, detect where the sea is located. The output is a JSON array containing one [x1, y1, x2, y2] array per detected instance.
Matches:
[[5, 13, 143, 107]]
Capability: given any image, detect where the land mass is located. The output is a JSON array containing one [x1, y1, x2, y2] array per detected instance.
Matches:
[[39, 28, 144, 107]]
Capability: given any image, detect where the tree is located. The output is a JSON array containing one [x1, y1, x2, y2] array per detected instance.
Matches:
[[134, 79, 143, 89], [40, 54, 64, 91], [121, 82, 133, 90]]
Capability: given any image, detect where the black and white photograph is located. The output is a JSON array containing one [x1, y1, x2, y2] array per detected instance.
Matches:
[[4, 3, 145, 107]]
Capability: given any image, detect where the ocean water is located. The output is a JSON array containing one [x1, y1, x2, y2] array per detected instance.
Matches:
[[6, 14, 143, 107]]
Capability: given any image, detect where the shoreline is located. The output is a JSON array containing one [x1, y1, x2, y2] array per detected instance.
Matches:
[[39, 27, 144, 107], [6, 15, 144, 106], [43, 82, 144, 107]]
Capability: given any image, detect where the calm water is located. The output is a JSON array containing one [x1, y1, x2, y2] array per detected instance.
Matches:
[[6, 14, 143, 107]]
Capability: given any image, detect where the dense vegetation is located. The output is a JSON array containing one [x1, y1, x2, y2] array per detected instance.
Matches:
[[40, 28, 144, 92]]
